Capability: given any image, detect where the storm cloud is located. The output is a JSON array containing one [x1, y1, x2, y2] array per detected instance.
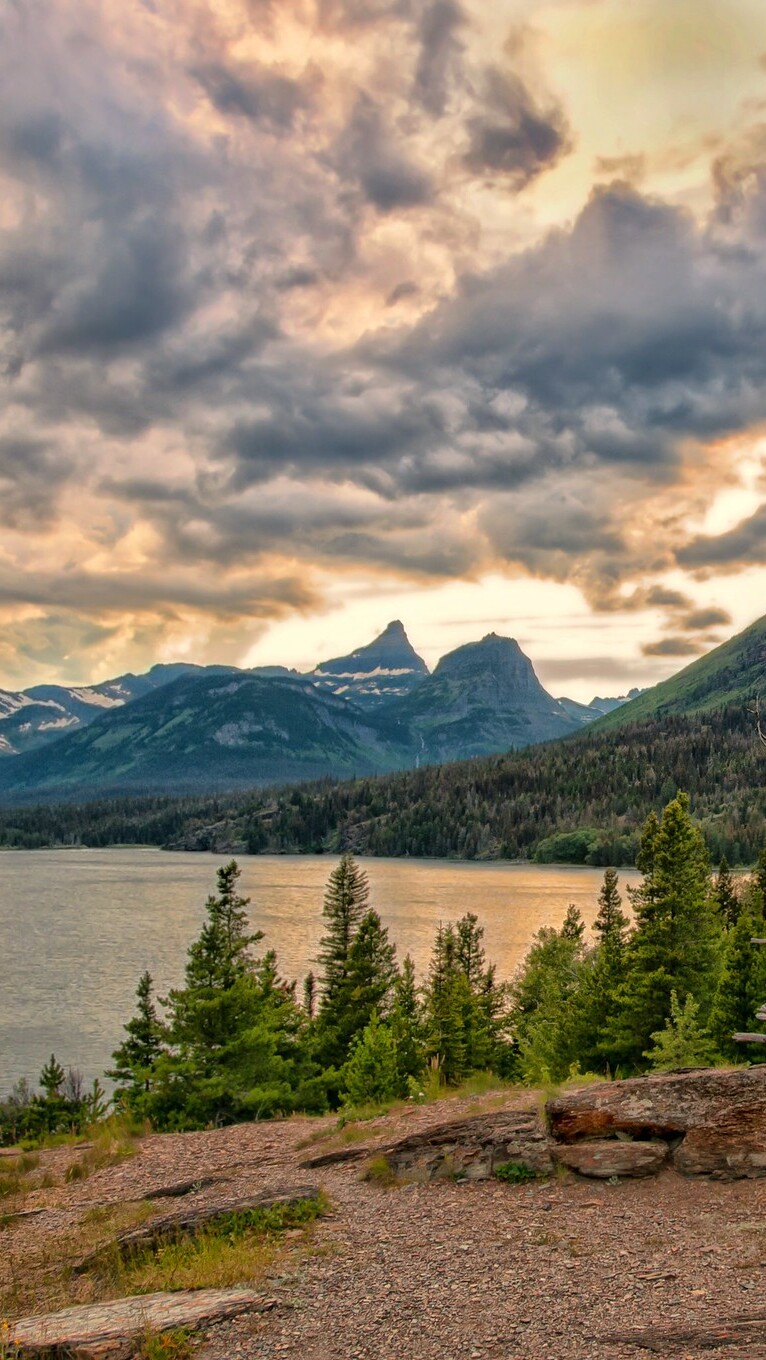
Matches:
[[2, 0, 766, 684]]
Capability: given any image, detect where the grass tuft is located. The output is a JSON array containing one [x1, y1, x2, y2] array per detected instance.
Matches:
[[90, 1195, 329, 1297]]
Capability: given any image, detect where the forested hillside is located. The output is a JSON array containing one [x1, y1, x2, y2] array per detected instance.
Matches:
[[2, 702, 764, 864]]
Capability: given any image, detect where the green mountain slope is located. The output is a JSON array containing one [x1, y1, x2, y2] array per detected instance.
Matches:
[[594, 613, 766, 731], [4, 702, 765, 864], [0, 673, 412, 799]]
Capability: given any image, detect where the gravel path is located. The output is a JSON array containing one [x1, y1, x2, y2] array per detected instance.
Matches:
[[4, 1095, 766, 1359]]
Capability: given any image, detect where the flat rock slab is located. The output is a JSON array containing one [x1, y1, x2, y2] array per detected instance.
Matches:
[[602, 1310, 766, 1353], [75, 1184, 321, 1274], [553, 1139, 668, 1179], [12, 1287, 267, 1358], [300, 1145, 371, 1169], [381, 1108, 552, 1182]]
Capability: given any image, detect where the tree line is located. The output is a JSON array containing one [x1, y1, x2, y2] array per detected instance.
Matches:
[[4, 790, 766, 1144], [100, 794, 766, 1128], [2, 704, 766, 865]]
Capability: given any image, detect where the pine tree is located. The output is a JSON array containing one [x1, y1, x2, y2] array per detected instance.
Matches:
[[714, 856, 740, 927], [108, 971, 166, 1110], [39, 1054, 65, 1099], [146, 863, 306, 1127], [709, 886, 766, 1061], [390, 954, 425, 1089], [303, 971, 317, 1020], [571, 869, 630, 1074], [755, 848, 766, 909], [341, 1012, 399, 1107], [594, 869, 630, 968], [423, 923, 468, 1084], [318, 909, 398, 1067], [511, 917, 586, 1083], [608, 794, 721, 1069], [316, 855, 369, 1009], [644, 991, 716, 1071]]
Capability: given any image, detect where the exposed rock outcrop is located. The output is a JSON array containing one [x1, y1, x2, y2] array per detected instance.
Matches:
[[380, 1109, 552, 1182], [547, 1066, 766, 1179], [552, 1139, 669, 1179]]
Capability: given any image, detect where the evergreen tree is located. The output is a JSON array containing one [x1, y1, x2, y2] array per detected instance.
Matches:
[[303, 971, 317, 1020], [146, 863, 307, 1128], [644, 991, 716, 1071], [423, 923, 469, 1084], [755, 848, 766, 909], [341, 1012, 399, 1107], [316, 854, 369, 1009], [714, 856, 740, 927], [510, 917, 586, 1083], [108, 971, 166, 1111], [318, 909, 398, 1067], [594, 869, 630, 968], [571, 869, 630, 1073], [39, 1054, 65, 1099], [608, 794, 720, 1068], [390, 954, 425, 1089], [709, 886, 766, 1061]]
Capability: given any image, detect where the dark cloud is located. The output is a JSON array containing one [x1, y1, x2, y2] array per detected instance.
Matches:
[[0, 436, 74, 528], [678, 505, 766, 569], [5, 0, 766, 685], [645, 585, 692, 609], [333, 95, 434, 212], [463, 68, 571, 187], [413, 0, 466, 118], [681, 606, 732, 630], [642, 636, 703, 657], [191, 62, 310, 130], [386, 281, 420, 306]]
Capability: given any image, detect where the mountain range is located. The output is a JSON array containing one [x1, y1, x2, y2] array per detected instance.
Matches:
[[0, 621, 636, 800]]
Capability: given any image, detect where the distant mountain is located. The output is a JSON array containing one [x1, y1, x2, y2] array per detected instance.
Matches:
[[0, 631, 589, 801], [592, 615, 766, 732], [556, 689, 643, 725], [0, 672, 411, 800], [388, 633, 582, 763], [0, 663, 292, 757], [311, 620, 428, 707]]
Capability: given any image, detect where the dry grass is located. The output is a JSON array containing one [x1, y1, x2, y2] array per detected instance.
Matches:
[[64, 1117, 140, 1183], [0, 1201, 155, 1317]]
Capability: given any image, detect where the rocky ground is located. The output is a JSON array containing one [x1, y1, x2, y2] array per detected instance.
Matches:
[[4, 1088, 766, 1359]]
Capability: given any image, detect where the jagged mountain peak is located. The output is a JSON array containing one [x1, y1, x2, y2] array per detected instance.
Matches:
[[311, 620, 429, 708]]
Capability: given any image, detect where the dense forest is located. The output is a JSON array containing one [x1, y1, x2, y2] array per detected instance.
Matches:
[[1, 703, 765, 865], [4, 795, 766, 1143]]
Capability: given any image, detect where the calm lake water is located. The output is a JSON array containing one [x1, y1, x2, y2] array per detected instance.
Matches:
[[0, 849, 641, 1090]]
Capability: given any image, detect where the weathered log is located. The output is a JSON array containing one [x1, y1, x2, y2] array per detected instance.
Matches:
[[733, 1032, 766, 1043], [74, 1183, 321, 1274], [11, 1287, 270, 1358]]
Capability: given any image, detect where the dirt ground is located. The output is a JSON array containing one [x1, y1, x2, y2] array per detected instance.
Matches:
[[4, 1093, 766, 1360]]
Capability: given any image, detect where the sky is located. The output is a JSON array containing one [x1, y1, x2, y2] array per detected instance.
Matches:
[[2, 0, 766, 701]]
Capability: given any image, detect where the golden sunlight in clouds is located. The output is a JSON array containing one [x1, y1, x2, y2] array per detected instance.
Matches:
[[3, 0, 766, 693]]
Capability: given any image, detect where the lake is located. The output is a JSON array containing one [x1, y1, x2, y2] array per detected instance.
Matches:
[[0, 849, 641, 1090]]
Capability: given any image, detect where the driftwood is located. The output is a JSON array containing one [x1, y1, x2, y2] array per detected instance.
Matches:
[[602, 1311, 766, 1353], [12, 1287, 271, 1358], [74, 1183, 321, 1274]]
